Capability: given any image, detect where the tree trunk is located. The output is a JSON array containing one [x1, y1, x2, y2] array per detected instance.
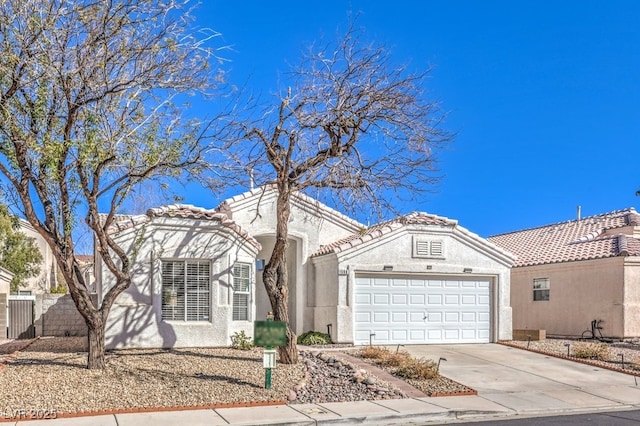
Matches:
[[86, 315, 105, 370], [262, 185, 298, 364]]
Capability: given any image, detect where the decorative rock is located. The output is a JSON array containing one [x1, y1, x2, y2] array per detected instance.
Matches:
[[288, 389, 297, 401], [364, 377, 376, 385]]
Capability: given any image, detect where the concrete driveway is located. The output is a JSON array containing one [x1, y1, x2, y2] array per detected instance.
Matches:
[[402, 343, 640, 415]]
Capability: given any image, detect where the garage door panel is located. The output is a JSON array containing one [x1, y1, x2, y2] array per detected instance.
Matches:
[[444, 312, 459, 322], [444, 294, 459, 305], [427, 294, 442, 305], [392, 279, 408, 287], [409, 312, 426, 322], [373, 312, 389, 323], [426, 312, 442, 323], [427, 329, 443, 340], [392, 312, 407, 323], [355, 312, 371, 323], [354, 275, 491, 345], [391, 330, 408, 341], [392, 294, 408, 304], [427, 280, 442, 288], [410, 329, 426, 340], [373, 293, 389, 304], [461, 312, 476, 322], [373, 278, 389, 286], [461, 295, 476, 305], [410, 294, 425, 304]]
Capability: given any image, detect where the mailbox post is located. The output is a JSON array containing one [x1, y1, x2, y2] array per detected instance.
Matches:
[[254, 312, 287, 389]]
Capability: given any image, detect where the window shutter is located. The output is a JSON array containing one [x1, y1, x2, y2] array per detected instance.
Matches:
[[232, 263, 251, 321]]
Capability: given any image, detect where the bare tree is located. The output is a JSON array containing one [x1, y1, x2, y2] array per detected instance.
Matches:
[[0, 0, 222, 368], [221, 22, 451, 363]]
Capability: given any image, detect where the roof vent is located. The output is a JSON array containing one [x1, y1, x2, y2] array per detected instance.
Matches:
[[577, 205, 581, 221]]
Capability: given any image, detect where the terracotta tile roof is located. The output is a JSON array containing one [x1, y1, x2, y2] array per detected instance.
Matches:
[[488, 208, 640, 267], [75, 254, 94, 263], [106, 204, 261, 251], [312, 212, 457, 257]]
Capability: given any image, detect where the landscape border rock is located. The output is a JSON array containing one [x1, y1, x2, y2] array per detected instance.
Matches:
[[499, 340, 640, 377]]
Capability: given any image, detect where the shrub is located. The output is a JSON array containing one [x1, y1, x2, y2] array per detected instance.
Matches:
[[572, 342, 609, 360], [393, 358, 438, 380], [230, 330, 254, 350], [358, 346, 391, 359], [49, 284, 68, 294], [297, 331, 332, 345], [379, 351, 411, 367]]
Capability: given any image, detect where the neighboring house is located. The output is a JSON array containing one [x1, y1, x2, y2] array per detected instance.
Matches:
[[488, 208, 640, 339], [0, 266, 14, 338], [76, 254, 96, 293], [98, 187, 515, 349], [15, 219, 57, 295]]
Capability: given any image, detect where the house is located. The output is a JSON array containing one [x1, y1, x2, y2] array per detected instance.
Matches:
[[15, 219, 58, 295], [488, 208, 640, 339], [98, 188, 515, 349], [0, 266, 13, 338]]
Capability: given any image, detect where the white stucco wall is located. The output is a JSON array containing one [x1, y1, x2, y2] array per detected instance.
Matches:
[[100, 217, 259, 349], [18, 220, 56, 294], [312, 225, 513, 343], [224, 190, 364, 335]]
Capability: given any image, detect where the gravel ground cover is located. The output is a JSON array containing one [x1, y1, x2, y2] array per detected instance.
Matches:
[[0, 337, 479, 416], [505, 338, 640, 372], [0, 337, 304, 415]]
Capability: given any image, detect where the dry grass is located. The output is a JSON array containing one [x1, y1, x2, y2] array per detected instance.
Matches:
[[356, 346, 438, 380], [572, 342, 609, 360]]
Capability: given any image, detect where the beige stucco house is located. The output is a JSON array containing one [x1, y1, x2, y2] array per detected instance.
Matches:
[[98, 187, 515, 348], [489, 208, 640, 339]]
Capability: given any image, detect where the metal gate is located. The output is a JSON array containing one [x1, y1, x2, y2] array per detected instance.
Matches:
[[8, 299, 35, 339]]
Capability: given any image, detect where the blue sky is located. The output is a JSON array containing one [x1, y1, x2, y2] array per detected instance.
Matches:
[[185, 1, 640, 237]]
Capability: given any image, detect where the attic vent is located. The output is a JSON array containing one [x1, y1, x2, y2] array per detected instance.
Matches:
[[430, 241, 443, 256], [415, 241, 430, 256], [413, 237, 445, 259]]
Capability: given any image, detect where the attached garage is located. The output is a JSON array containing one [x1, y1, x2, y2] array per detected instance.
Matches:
[[310, 211, 515, 345], [354, 274, 492, 345]]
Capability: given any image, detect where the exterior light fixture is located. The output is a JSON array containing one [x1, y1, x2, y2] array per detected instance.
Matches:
[[383, 265, 393, 271], [463, 268, 472, 273]]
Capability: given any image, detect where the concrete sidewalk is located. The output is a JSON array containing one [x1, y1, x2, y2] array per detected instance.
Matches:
[[9, 344, 640, 425]]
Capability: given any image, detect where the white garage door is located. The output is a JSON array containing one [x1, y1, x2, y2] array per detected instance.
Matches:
[[354, 275, 491, 345]]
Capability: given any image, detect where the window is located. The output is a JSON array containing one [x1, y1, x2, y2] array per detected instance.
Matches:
[[413, 237, 445, 258], [161, 260, 210, 321], [233, 263, 251, 321], [533, 278, 550, 301]]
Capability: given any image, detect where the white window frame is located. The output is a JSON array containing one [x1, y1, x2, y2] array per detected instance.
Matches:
[[232, 263, 252, 321], [161, 260, 211, 322], [533, 278, 550, 301], [412, 237, 445, 259]]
